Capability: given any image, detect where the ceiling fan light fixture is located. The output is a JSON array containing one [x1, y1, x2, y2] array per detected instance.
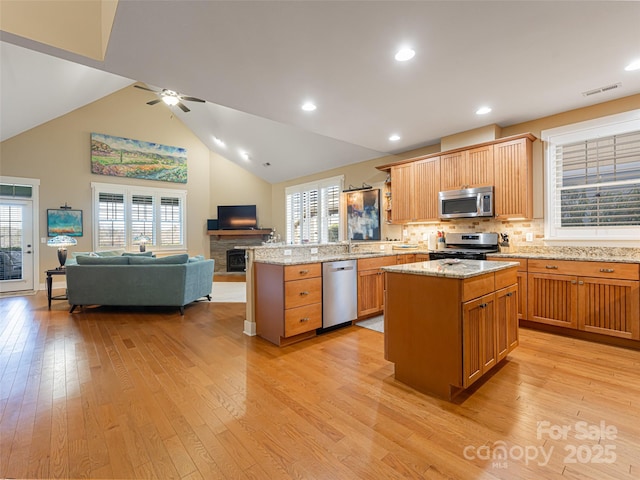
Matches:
[[162, 95, 179, 106]]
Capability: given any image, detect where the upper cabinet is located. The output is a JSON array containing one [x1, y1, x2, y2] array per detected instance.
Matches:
[[440, 145, 493, 191], [494, 137, 534, 219], [378, 133, 536, 223], [390, 156, 440, 223]]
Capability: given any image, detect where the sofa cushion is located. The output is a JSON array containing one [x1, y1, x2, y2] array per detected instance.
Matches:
[[128, 254, 189, 265], [76, 255, 130, 265], [122, 251, 155, 257], [96, 249, 126, 257], [188, 255, 205, 262]]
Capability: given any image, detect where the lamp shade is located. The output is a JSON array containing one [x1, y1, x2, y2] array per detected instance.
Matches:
[[47, 235, 77, 248], [47, 235, 77, 268]]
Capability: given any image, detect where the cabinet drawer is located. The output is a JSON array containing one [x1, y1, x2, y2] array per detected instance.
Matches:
[[528, 259, 639, 280], [487, 256, 527, 271], [284, 263, 321, 281], [495, 267, 517, 290], [285, 277, 322, 308], [358, 255, 396, 271], [285, 303, 322, 337], [463, 273, 495, 302]]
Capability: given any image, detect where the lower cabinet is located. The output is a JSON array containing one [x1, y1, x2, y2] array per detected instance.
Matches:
[[496, 284, 519, 360], [357, 256, 397, 318], [255, 262, 322, 346], [462, 293, 497, 388], [526, 259, 640, 340]]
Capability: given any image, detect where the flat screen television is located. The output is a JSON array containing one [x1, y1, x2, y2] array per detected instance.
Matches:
[[217, 205, 257, 230]]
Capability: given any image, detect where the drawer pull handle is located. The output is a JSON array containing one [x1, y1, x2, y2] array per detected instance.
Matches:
[[545, 265, 558, 269], [299, 269, 309, 274], [480, 303, 488, 308], [300, 291, 309, 296], [300, 317, 310, 322], [578, 281, 584, 285], [599, 268, 614, 273], [506, 292, 514, 297]]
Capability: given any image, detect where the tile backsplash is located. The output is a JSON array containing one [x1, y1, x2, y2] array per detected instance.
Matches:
[[405, 218, 545, 247]]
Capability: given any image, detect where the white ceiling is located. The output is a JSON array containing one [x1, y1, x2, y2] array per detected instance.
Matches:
[[2, 1, 640, 183]]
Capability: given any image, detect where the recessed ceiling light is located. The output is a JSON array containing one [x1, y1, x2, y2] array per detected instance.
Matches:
[[389, 134, 401, 141], [301, 101, 317, 112], [625, 59, 640, 71], [395, 48, 415, 62], [213, 136, 226, 148], [476, 106, 492, 115], [240, 150, 250, 161]]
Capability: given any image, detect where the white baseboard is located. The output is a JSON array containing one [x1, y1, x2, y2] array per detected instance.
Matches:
[[243, 320, 256, 336]]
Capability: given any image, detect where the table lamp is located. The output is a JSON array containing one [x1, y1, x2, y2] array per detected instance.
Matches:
[[133, 234, 151, 252], [47, 235, 77, 269]]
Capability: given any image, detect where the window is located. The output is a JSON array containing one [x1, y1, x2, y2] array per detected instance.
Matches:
[[285, 175, 343, 244], [92, 182, 186, 251], [543, 110, 640, 243]]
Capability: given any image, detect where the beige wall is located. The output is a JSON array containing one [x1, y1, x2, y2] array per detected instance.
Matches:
[[209, 151, 272, 228], [1, 85, 213, 284]]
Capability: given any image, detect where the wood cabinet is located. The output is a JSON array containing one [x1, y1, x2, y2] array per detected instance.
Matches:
[[462, 292, 497, 388], [487, 256, 528, 321], [377, 133, 537, 223], [395, 254, 416, 265], [390, 163, 414, 223], [416, 254, 431, 262], [384, 265, 518, 400], [527, 259, 640, 339], [255, 262, 322, 346], [494, 137, 534, 219], [357, 256, 396, 318], [389, 157, 440, 223], [440, 145, 493, 191]]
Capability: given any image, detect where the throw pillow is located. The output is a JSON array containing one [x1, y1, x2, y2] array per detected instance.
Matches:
[[76, 255, 129, 265], [122, 251, 154, 257], [128, 254, 189, 265], [96, 249, 126, 257]]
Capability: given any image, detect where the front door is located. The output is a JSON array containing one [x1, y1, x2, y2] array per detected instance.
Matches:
[[0, 200, 35, 293]]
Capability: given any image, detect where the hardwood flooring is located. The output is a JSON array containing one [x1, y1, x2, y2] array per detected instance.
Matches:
[[1, 291, 639, 479]]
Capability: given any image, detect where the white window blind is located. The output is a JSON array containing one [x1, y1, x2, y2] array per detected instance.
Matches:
[[555, 131, 640, 227], [285, 176, 343, 244], [543, 109, 640, 242], [92, 183, 186, 251]]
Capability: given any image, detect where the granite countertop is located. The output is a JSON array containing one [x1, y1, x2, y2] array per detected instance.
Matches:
[[487, 251, 640, 264], [252, 251, 407, 266], [381, 259, 520, 279]]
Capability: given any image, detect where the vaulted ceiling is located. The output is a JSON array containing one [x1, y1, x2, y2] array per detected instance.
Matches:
[[2, 1, 640, 183]]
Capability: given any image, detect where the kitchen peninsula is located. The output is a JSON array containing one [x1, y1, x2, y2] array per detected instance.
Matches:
[[382, 259, 519, 400]]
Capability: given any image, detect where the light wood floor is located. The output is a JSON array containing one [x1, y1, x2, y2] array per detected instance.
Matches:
[[1, 292, 639, 479]]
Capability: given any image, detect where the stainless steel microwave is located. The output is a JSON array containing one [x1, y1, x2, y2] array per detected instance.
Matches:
[[438, 186, 494, 219]]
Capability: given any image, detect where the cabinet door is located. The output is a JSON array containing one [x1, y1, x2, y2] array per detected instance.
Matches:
[[527, 273, 578, 328], [358, 269, 384, 317], [494, 138, 533, 219], [578, 277, 640, 340], [390, 163, 414, 223], [466, 145, 494, 188], [413, 157, 440, 221], [495, 284, 518, 362], [440, 151, 467, 191], [396, 254, 416, 265], [517, 270, 527, 321], [462, 293, 496, 388]]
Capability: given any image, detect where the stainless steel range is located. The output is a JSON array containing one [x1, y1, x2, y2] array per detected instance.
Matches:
[[429, 232, 499, 260]]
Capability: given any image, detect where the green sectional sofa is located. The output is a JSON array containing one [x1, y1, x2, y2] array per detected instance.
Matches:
[[65, 253, 214, 314]]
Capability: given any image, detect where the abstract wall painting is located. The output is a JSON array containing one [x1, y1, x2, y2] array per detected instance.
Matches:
[[346, 189, 381, 241]]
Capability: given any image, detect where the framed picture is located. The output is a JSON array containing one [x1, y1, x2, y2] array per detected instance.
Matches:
[[346, 189, 381, 241], [47, 209, 83, 237]]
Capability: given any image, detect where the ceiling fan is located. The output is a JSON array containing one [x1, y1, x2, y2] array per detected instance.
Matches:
[[134, 84, 205, 112]]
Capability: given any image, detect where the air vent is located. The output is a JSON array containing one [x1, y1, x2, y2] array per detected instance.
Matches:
[[582, 82, 622, 97]]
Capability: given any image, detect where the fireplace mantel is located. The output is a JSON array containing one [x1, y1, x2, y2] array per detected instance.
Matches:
[[208, 229, 272, 239]]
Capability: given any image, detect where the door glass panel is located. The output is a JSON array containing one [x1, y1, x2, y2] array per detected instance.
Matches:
[[0, 204, 23, 281]]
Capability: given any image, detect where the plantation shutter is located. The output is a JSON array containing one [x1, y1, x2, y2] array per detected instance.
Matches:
[[285, 176, 343, 244], [131, 195, 154, 244], [98, 193, 125, 247], [160, 196, 182, 246], [555, 130, 640, 227]]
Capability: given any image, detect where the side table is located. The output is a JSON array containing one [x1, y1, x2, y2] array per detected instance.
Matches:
[[46, 268, 67, 309]]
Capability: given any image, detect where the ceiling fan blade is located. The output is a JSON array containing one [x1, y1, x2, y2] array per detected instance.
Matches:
[[134, 85, 159, 93], [180, 96, 206, 103], [146, 99, 162, 106], [177, 102, 190, 113]]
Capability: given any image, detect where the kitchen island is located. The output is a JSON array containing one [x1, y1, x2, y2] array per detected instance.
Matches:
[[382, 259, 519, 400]]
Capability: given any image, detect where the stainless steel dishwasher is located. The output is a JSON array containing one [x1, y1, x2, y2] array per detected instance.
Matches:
[[322, 259, 358, 329]]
